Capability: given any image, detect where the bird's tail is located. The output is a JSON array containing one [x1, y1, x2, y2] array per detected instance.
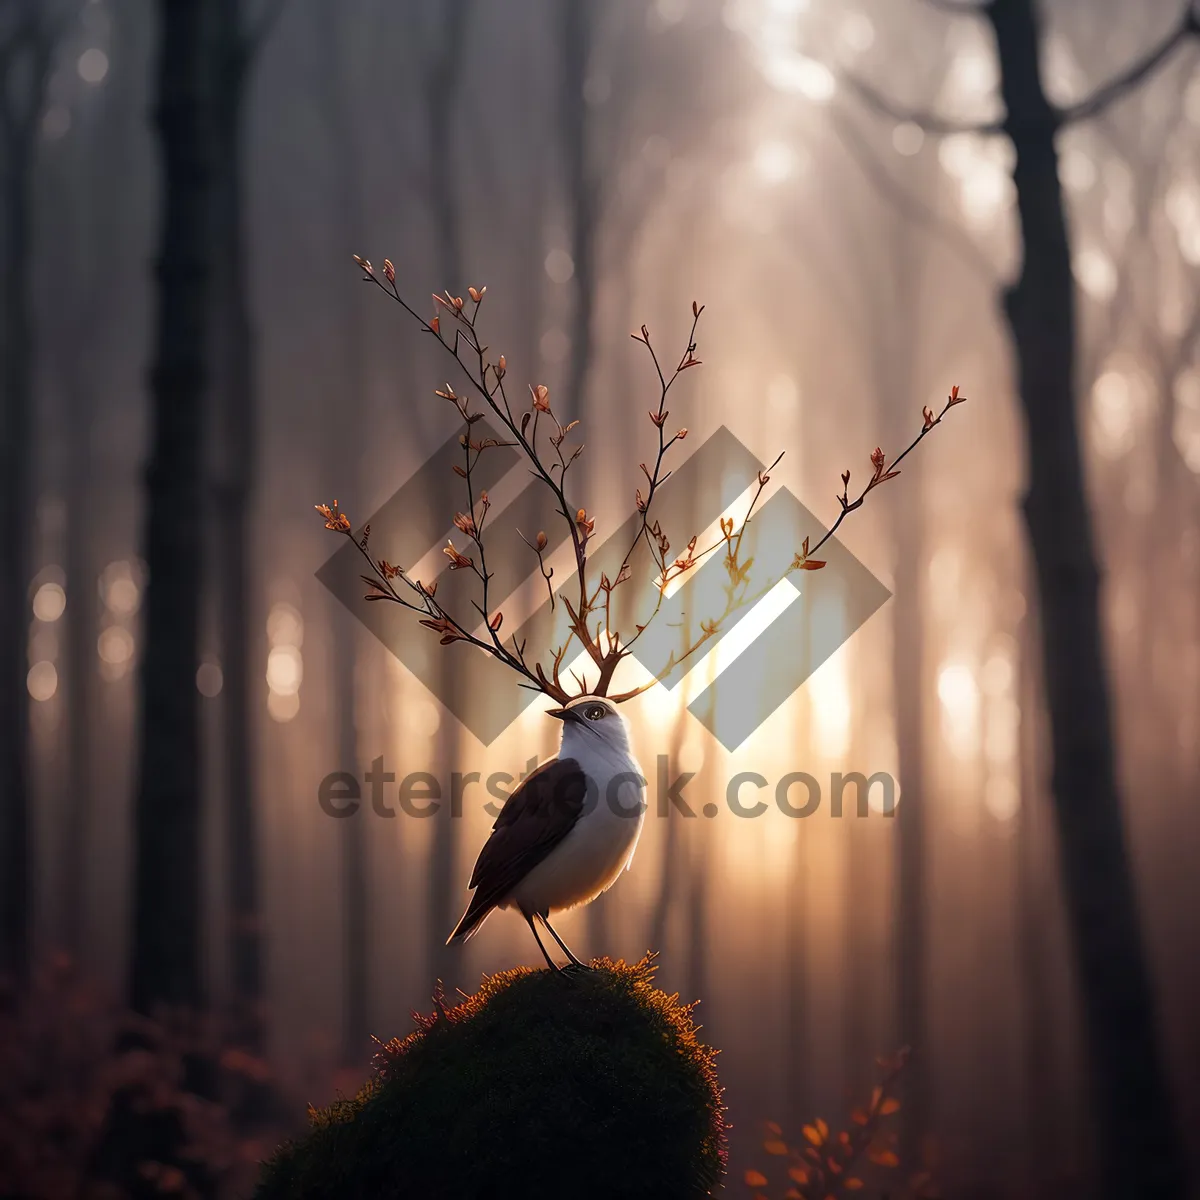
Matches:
[[446, 895, 493, 945]]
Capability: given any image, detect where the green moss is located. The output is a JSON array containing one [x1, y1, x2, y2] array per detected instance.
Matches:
[[255, 956, 726, 1200]]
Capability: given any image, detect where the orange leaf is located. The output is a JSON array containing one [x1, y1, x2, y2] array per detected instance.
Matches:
[[816, 1118, 829, 1140], [788, 1166, 809, 1184], [869, 1149, 900, 1168], [766, 1121, 783, 1136], [798, 558, 826, 570], [744, 1169, 768, 1187], [844, 1179, 864, 1191], [880, 1097, 901, 1115], [802, 1124, 824, 1146], [764, 1140, 788, 1156]]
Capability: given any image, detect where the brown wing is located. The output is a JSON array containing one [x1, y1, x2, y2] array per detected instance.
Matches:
[[456, 757, 588, 927]]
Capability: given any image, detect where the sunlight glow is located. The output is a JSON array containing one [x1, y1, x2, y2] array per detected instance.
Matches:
[[939, 134, 1013, 227], [268, 690, 300, 723], [197, 661, 223, 698], [891, 122, 924, 157], [1041, 35, 1084, 107], [27, 661, 57, 702], [809, 648, 851, 758], [101, 561, 141, 617], [32, 582, 66, 623], [980, 650, 1014, 697], [1058, 147, 1096, 193], [836, 11, 874, 57], [267, 602, 304, 647], [98, 625, 134, 668], [937, 661, 980, 760], [544, 248, 575, 284], [78, 47, 109, 84], [653, 0, 688, 25], [408, 696, 442, 737], [944, 50, 996, 106], [1166, 180, 1200, 266], [762, 54, 835, 102], [642, 676, 684, 728], [267, 645, 303, 696], [1091, 363, 1151, 460], [754, 139, 799, 184], [1073, 247, 1117, 301]]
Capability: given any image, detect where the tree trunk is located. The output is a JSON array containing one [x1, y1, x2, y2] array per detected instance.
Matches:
[[0, 114, 35, 986], [210, 0, 265, 1048], [129, 0, 216, 1014], [62, 344, 96, 960], [559, 0, 596, 417], [988, 1, 1185, 1193], [0, 12, 54, 984]]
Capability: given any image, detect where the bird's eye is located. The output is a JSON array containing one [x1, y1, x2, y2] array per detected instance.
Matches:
[[585, 704, 607, 721]]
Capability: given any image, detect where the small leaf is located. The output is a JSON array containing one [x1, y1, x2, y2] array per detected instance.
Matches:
[[489, 612, 503, 632], [844, 1179, 864, 1191], [743, 1170, 768, 1188], [764, 1140, 788, 1156], [802, 1124, 824, 1147], [880, 1097, 901, 1115]]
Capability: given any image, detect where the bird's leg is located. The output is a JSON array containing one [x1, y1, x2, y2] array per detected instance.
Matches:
[[538, 913, 589, 969], [524, 911, 561, 971]]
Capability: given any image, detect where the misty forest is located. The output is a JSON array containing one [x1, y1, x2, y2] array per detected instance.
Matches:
[[2, 0, 1200, 1196]]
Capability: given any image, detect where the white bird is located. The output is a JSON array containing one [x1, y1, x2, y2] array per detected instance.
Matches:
[[446, 694, 647, 970]]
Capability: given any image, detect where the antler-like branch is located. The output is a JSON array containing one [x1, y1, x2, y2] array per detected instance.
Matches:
[[319, 266, 968, 711]]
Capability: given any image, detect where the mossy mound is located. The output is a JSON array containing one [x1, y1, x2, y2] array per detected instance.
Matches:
[[255, 955, 725, 1199]]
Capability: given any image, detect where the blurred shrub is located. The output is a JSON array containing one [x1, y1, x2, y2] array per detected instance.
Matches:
[[0, 955, 284, 1199], [742, 1048, 940, 1200], [255, 955, 726, 1199]]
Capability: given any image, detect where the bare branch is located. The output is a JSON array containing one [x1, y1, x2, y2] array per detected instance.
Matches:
[[830, 109, 999, 287], [1056, 5, 1199, 126], [320, 272, 965, 707], [842, 71, 1005, 138], [921, 0, 992, 12]]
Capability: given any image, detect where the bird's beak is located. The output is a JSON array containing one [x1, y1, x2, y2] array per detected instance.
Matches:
[[548, 706, 581, 724]]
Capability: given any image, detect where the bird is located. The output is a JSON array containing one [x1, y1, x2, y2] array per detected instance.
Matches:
[[446, 694, 647, 971]]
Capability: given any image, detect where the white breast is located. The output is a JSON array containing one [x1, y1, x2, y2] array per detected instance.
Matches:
[[505, 745, 647, 917]]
